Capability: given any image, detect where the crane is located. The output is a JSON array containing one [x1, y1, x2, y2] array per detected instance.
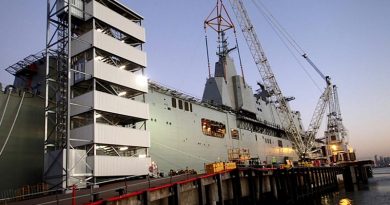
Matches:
[[301, 54, 332, 153], [303, 54, 350, 160], [229, 0, 306, 157], [229, 0, 353, 162]]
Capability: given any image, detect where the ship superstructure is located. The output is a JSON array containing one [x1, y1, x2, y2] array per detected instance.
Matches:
[[142, 29, 302, 172]]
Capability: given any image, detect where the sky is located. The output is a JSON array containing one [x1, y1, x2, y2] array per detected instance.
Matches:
[[0, 0, 389, 159]]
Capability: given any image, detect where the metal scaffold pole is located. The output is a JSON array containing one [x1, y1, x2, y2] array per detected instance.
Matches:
[[44, 0, 71, 189]]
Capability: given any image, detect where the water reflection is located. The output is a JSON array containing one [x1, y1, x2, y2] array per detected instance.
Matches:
[[298, 167, 390, 205], [338, 198, 352, 205]]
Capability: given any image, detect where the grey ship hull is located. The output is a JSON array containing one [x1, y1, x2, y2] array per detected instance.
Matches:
[[143, 82, 298, 174], [0, 89, 44, 192]]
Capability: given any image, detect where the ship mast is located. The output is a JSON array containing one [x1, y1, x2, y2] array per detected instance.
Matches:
[[204, 0, 245, 82]]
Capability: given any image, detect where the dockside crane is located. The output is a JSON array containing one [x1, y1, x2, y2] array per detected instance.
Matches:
[[229, 0, 354, 162], [229, 0, 306, 157], [303, 54, 351, 161], [302, 54, 332, 153]]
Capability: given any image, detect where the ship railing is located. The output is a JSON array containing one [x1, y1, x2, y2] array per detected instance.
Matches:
[[149, 80, 236, 113], [0, 183, 65, 204], [0, 172, 199, 205]]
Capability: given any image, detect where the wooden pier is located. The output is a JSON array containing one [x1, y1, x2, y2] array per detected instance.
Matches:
[[5, 162, 373, 205], [84, 167, 344, 205]]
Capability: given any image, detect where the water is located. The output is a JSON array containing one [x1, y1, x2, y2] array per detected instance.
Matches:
[[315, 167, 390, 205]]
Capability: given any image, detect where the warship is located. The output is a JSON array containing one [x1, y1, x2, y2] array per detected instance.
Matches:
[[0, 0, 352, 194]]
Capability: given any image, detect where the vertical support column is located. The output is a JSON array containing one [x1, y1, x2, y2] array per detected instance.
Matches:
[[304, 168, 312, 196], [247, 169, 256, 205], [197, 178, 206, 205], [275, 168, 288, 201], [289, 169, 297, 202], [313, 168, 318, 191], [142, 191, 150, 205], [317, 168, 322, 191], [231, 169, 242, 205], [361, 166, 368, 184], [343, 166, 354, 192], [296, 169, 303, 199], [216, 174, 224, 205], [333, 167, 338, 187], [270, 174, 278, 201], [44, 0, 72, 189], [173, 184, 181, 205], [257, 170, 264, 202], [298, 168, 305, 199], [66, 0, 72, 189]]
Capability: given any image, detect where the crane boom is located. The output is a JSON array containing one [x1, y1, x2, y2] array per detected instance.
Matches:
[[304, 85, 331, 150], [229, 0, 305, 155], [333, 85, 342, 120], [302, 54, 331, 86]]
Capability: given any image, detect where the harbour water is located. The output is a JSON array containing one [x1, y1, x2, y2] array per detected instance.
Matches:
[[309, 167, 390, 205]]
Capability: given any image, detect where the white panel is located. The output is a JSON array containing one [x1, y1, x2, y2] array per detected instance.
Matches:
[[71, 91, 93, 116], [70, 30, 146, 67], [95, 123, 150, 147], [95, 91, 149, 120], [71, 90, 149, 119], [94, 30, 147, 67], [71, 30, 93, 56], [92, 1, 145, 42], [70, 124, 94, 146], [91, 156, 151, 176], [69, 149, 90, 178], [86, 60, 148, 93]]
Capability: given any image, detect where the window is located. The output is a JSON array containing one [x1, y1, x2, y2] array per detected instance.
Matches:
[[93, 144, 147, 157], [190, 103, 193, 112], [278, 140, 283, 148], [172, 98, 176, 108], [201, 118, 226, 138], [231, 129, 239, 140], [178, 100, 183, 109], [73, 60, 85, 83], [184, 102, 189, 111]]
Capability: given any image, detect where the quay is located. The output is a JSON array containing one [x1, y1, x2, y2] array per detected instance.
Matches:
[[4, 161, 372, 205]]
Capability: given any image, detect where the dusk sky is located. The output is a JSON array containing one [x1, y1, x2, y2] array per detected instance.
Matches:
[[0, 1, 389, 159]]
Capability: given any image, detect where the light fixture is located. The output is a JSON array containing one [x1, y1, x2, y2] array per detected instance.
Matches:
[[95, 56, 103, 61], [136, 75, 148, 86], [331, 145, 337, 151], [97, 145, 106, 149], [138, 154, 146, 158], [95, 113, 102, 118], [96, 28, 103, 32], [118, 91, 127, 96], [119, 65, 126, 70], [119, 147, 128, 151]]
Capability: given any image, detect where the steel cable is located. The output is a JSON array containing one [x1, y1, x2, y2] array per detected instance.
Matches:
[[0, 92, 25, 157]]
